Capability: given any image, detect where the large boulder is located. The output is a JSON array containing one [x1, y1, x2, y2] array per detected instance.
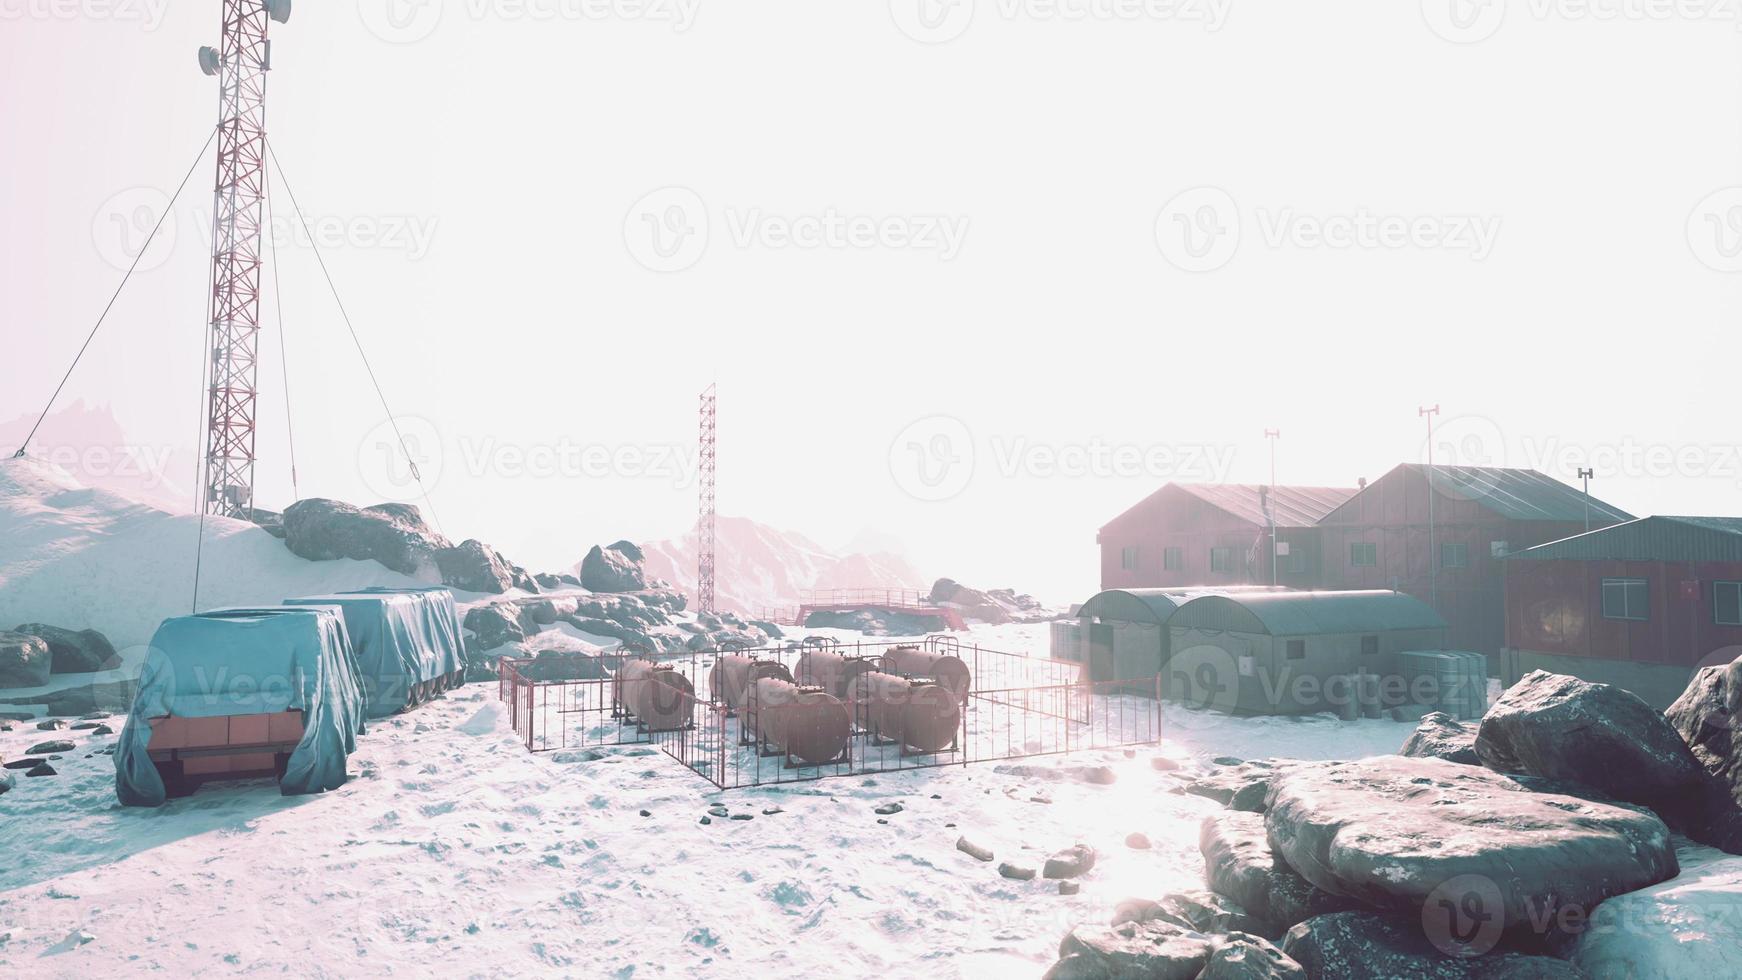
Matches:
[[929, 577, 1013, 625], [463, 603, 529, 651], [1282, 912, 1588, 979], [1475, 671, 1709, 818], [1199, 933, 1307, 980], [13, 624, 120, 674], [247, 508, 286, 539], [1044, 920, 1216, 980], [1567, 842, 1742, 979], [580, 541, 648, 593], [282, 498, 448, 578], [1114, 890, 1266, 937], [1666, 657, 1742, 852], [1044, 844, 1098, 880], [435, 539, 517, 594], [1400, 711, 1481, 766], [1185, 760, 1304, 812], [1265, 756, 1678, 936], [0, 632, 53, 689], [1200, 811, 1360, 939]]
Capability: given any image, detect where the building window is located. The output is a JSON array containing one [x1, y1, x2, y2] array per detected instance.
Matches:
[[1361, 635, 1379, 656], [1210, 547, 1233, 573], [1602, 578, 1649, 622], [1286, 639, 1306, 660], [1717, 582, 1742, 627], [1350, 542, 1377, 567], [1164, 547, 1184, 571], [1441, 542, 1468, 568], [1120, 546, 1139, 571]]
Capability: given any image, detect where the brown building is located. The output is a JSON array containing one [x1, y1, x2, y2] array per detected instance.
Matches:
[[1503, 516, 1742, 709], [1096, 483, 1356, 592]]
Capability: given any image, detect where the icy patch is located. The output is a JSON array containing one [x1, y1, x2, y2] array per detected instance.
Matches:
[[459, 703, 505, 736]]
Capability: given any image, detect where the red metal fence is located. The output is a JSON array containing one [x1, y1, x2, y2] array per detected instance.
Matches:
[[497, 636, 1160, 788]]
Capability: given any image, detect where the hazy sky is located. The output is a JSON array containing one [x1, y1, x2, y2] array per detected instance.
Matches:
[[3, 2, 1739, 602]]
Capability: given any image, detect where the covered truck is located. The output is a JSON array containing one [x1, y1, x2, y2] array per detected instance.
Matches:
[[283, 587, 466, 717]]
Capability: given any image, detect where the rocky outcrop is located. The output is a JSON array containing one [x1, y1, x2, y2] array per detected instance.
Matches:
[[283, 498, 448, 578], [435, 539, 519, 595], [1184, 760, 1304, 813], [1665, 656, 1742, 852], [1198, 933, 1306, 980], [1476, 671, 1710, 818], [802, 608, 947, 636], [930, 577, 1056, 624], [1114, 891, 1265, 937], [580, 541, 648, 593], [0, 631, 52, 689], [1567, 842, 1742, 979], [1044, 844, 1097, 880], [1400, 711, 1481, 765], [1282, 912, 1588, 979], [533, 572, 581, 590], [463, 603, 529, 652], [13, 623, 120, 674], [1265, 756, 1678, 933], [1200, 811, 1359, 939], [247, 508, 286, 539], [1045, 920, 1216, 980]]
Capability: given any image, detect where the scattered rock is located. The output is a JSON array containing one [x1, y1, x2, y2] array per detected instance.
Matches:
[[1265, 755, 1679, 932], [1045, 920, 1215, 980], [26, 740, 74, 755], [283, 498, 448, 578], [699, 816, 711, 825], [0, 770, 13, 795], [1198, 933, 1307, 980], [1152, 756, 1182, 772], [580, 541, 648, 593], [957, 837, 995, 862], [1200, 811, 1359, 939], [1126, 832, 1152, 850], [70, 721, 99, 731], [874, 802, 904, 815], [90, 724, 114, 736], [1082, 765, 1117, 785], [1476, 671, 1709, 818], [1282, 912, 1586, 979], [1214, 757, 1245, 766], [11, 624, 120, 674], [3, 758, 42, 770], [1399, 711, 1482, 766], [1116, 890, 1266, 937], [707, 805, 729, 818], [1185, 760, 1298, 813], [1044, 844, 1097, 880], [435, 538, 520, 594], [25, 762, 57, 777], [999, 862, 1037, 881], [0, 631, 52, 689], [730, 813, 753, 822], [762, 807, 783, 816], [36, 719, 67, 731], [1058, 881, 1081, 896], [638, 809, 651, 817]]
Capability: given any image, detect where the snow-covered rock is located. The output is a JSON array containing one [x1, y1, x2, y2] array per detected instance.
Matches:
[[0, 632, 52, 689], [435, 538, 522, 595], [1666, 657, 1742, 853], [283, 498, 449, 580], [1569, 842, 1742, 978], [579, 540, 648, 593], [10, 623, 118, 674], [1398, 711, 1480, 766], [1282, 912, 1584, 979]]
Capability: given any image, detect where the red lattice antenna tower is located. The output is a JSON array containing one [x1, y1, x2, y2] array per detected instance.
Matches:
[[198, 0, 291, 517], [696, 384, 717, 615]]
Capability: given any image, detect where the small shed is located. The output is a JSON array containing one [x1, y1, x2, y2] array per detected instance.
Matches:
[[1071, 586, 1288, 684], [1165, 590, 1447, 715]]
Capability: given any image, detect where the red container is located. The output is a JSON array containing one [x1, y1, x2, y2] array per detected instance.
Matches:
[[616, 658, 695, 731], [880, 645, 972, 705], [748, 677, 851, 766], [850, 670, 961, 754]]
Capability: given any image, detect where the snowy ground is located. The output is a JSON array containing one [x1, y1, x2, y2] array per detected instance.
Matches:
[[0, 622, 1421, 978]]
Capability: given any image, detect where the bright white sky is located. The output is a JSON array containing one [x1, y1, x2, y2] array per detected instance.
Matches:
[[2, 2, 1739, 602]]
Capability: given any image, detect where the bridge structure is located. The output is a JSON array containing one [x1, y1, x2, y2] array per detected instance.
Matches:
[[762, 588, 968, 631]]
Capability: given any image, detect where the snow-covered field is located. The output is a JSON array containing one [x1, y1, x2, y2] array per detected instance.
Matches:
[[0, 638, 1419, 977]]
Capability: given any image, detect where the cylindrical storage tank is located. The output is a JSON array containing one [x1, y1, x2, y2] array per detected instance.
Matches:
[[749, 678, 851, 766], [616, 658, 695, 731], [879, 645, 972, 705], [707, 653, 793, 712], [796, 648, 880, 700], [850, 670, 961, 754]]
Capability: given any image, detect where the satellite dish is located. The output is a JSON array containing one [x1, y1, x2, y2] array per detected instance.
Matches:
[[265, 0, 292, 24], [198, 46, 221, 77]]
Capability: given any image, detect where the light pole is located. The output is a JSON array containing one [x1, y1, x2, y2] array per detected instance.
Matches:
[[1579, 467, 1595, 533], [1265, 428, 1280, 586], [1420, 405, 1441, 615]]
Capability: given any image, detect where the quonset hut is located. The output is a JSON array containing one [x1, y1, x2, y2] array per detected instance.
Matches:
[[1065, 586, 1288, 684]]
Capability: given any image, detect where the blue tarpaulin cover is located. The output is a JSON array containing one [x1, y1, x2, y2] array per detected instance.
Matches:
[[283, 588, 466, 718], [115, 606, 368, 807]]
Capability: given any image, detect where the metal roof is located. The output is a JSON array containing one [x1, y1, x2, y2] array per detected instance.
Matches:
[[1077, 586, 1290, 625], [1167, 590, 1446, 636], [1506, 516, 1742, 563], [1175, 483, 1358, 528], [1409, 464, 1633, 523]]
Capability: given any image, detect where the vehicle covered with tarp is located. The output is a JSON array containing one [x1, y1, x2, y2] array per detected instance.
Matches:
[[115, 605, 368, 807], [283, 587, 467, 718]]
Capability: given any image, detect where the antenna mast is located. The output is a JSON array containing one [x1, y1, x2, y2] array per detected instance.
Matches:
[[697, 384, 718, 615]]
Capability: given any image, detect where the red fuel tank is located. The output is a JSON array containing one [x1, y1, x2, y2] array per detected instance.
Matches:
[[708, 653, 794, 712], [849, 670, 962, 754], [879, 645, 972, 705], [615, 658, 695, 731], [748, 677, 851, 766]]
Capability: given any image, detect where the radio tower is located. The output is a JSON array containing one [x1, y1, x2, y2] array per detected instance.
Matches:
[[199, 0, 291, 517], [696, 385, 717, 615]]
